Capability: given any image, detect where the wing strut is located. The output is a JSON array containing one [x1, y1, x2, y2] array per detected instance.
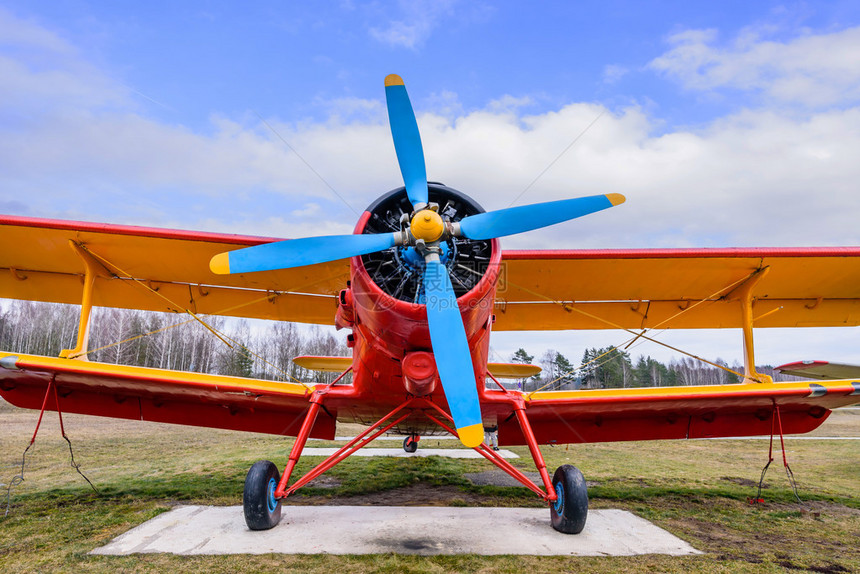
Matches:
[[729, 267, 773, 384], [59, 241, 113, 360]]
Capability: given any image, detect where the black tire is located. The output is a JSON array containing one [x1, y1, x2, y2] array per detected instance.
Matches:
[[403, 436, 418, 453], [549, 464, 588, 534], [243, 460, 282, 530]]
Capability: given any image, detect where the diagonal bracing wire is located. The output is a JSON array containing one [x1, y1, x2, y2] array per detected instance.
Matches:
[[455, 262, 752, 394], [71, 243, 325, 388], [507, 110, 605, 207], [255, 112, 359, 217]]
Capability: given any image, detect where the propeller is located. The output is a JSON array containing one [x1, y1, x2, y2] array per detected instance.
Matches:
[[210, 74, 625, 448], [455, 194, 625, 241], [210, 232, 401, 275], [385, 74, 428, 210], [423, 253, 484, 447]]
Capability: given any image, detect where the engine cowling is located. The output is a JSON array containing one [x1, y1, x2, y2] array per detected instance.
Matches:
[[349, 183, 502, 355]]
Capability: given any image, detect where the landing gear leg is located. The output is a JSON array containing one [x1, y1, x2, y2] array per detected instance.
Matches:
[[422, 397, 588, 533], [403, 434, 419, 453], [549, 464, 588, 534], [246, 397, 417, 531], [511, 401, 588, 534], [243, 392, 325, 531]]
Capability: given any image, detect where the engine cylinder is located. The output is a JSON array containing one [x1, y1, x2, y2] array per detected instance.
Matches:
[[350, 184, 501, 353]]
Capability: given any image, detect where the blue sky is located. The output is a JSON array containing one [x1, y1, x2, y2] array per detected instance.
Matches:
[[14, 2, 859, 129], [3, 1, 860, 368]]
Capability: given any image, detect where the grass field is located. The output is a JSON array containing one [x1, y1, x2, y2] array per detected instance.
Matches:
[[1, 399, 858, 573]]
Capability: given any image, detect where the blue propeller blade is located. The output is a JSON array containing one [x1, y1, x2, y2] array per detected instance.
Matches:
[[423, 255, 484, 447], [457, 194, 625, 241], [385, 74, 428, 209], [210, 233, 397, 274]]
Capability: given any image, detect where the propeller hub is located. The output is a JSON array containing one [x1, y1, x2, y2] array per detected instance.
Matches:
[[410, 209, 444, 243]]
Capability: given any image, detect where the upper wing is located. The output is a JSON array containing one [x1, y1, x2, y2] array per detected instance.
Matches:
[[498, 380, 860, 445], [495, 247, 860, 330], [0, 351, 334, 438], [10, 217, 859, 332], [0, 215, 348, 324], [775, 360, 860, 380]]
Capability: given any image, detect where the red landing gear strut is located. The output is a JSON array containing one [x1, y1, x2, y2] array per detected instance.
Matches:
[[242, 390, 589, 534]]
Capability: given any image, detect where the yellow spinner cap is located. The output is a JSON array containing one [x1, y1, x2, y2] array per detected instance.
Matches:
[[410, 209, 444, 242]]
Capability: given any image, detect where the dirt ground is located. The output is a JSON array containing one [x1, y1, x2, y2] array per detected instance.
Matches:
[[2, 399, 859, 572], [287, 482, 509, 507]]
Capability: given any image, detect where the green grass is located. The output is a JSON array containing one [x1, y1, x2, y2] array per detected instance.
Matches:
[[1, 404, 858, 573]]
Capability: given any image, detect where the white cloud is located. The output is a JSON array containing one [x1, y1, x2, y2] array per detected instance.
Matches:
[[0, 7, 75, 54], [602, 64, 628, 84], [310, 96, 386, 123], [0, 8, 133, 118], [369, 0, 458, 49], [649, 26, 860, 107], [3, 10, 860, 367], [4, 34, 860, 248]]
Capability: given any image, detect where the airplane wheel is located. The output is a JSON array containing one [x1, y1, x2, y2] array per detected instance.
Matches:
[[243, 460, 282, 530], [549, 464, 588, 534], [403, 436, 418, 453]]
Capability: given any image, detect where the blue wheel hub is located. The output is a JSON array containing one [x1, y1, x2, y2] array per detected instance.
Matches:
[[553, 480, 565, 514], [266, 477, 278, 514]]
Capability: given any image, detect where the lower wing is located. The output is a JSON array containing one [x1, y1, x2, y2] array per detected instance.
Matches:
[[499, 380, 860, 445], [0, 352, 334, 439]]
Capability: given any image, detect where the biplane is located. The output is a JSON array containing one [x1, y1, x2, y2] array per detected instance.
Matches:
[[1, 75, 859, 535]]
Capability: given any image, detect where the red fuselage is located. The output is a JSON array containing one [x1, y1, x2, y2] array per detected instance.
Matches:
[[328, 210, 504, 434]]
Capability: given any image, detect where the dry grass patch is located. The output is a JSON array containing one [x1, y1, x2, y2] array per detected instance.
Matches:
[[1, 402, 858, 573]]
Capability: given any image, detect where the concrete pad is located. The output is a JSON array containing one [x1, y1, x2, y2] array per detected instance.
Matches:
[[91, 505, 700, 556], [302, 447, 519, 459]]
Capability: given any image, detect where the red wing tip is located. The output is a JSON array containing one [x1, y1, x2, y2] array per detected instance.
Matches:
[[775, 360, 829, 372]]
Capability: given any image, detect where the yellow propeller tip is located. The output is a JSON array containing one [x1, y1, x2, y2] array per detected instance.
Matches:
[[457, 423, 485, 448], [606, 193, 626, 206], [209, 252, 231, 275], [385, 74, 404, 87]]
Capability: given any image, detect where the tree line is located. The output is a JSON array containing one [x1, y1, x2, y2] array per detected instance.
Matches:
[[1, 300, 800, 388], [0, 300, 348, 384], [509, 346, 800, 392]]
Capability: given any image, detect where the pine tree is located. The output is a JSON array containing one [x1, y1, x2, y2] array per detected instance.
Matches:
[[511, 348, 539, 391], [511, 348, 533, 364]]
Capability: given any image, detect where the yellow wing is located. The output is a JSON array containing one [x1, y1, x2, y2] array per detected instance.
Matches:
[[495, 247, 860, 330], [0, 215, 347, 324]]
